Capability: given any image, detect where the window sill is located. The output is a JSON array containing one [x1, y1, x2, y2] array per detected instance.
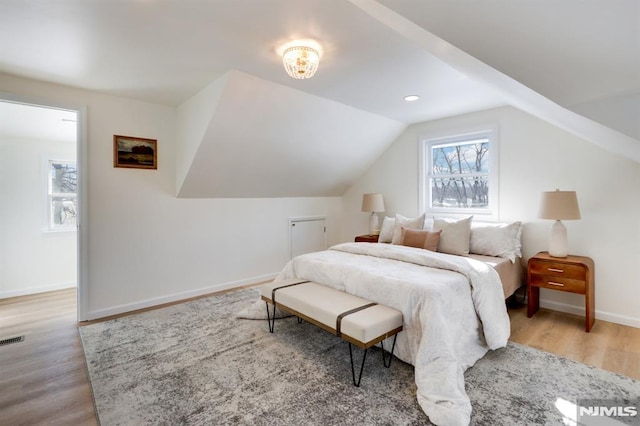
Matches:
[[425, 208, 498, 222], [427, 208, 494, 216], [42, 228, 77, 236]]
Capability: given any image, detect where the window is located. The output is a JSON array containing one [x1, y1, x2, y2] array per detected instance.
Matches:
[[48, 160, 77, 231], [419, 127, 498, 216]]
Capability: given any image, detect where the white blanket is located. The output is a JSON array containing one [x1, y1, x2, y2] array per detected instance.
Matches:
[[240, 243, 510, 425]]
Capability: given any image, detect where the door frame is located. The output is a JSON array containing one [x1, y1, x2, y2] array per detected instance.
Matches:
[[1, 92, 88, 321]]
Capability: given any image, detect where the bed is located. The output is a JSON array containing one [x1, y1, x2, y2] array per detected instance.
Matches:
[[240, 217, 523, 426], [469, 253, 523, 299]]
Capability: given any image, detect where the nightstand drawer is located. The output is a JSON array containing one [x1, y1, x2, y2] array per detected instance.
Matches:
[[529, 261, 586, 280], [529, 273, 586, 294], [355, 234, 379, 243]]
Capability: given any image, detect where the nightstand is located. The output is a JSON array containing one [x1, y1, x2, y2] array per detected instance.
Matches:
[[354, 234, 379, 243], [527, 251, 595, 332]]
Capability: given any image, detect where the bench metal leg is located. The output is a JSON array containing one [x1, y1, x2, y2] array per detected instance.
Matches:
[[348, 343, 368, 387], [381, 334, 398, 368], [265, 302, 277, 333], [348, 334, 398, 387]]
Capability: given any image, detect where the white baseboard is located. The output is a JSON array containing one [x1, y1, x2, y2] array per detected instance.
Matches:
[[540, 299, 640, 329], [84, 272, 278, 321], [0, 281, 77, 299]]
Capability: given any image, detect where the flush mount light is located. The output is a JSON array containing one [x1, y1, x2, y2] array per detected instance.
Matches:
[[278, 39, 322, 80], [404, 95, 420, 102]]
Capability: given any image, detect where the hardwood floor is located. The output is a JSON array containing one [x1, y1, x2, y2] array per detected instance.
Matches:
[[509, 302, 640, 380], [1, 289, 638, 425], [0, 288, 97, 426]]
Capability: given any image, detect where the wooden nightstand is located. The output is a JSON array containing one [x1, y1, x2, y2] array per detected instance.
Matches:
[[527, 251, 595, 332], [354, 234, 379, 243]]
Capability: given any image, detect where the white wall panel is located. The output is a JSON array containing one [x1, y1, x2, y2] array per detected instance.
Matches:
[[0, 135, 77, 297]]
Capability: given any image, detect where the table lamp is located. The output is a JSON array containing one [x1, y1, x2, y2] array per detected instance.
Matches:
[[361, 193, 385, 236], [538, 189, 581, 257]]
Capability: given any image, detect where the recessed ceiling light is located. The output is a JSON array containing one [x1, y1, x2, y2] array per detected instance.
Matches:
[[404, 95, 420, 102]]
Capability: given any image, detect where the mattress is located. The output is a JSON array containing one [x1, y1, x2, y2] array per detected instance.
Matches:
[[468, 254, 524, 298]]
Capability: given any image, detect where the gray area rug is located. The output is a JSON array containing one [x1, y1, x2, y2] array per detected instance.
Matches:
[[79, 288, 639, 425]]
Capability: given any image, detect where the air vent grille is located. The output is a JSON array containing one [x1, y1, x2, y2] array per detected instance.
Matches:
[[0, 336, 25, 346]]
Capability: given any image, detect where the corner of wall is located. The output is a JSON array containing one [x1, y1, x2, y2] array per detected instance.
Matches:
[[175, 72, 232, 196]]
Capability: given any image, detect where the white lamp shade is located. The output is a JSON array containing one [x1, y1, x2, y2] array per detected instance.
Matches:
[[361, 193, 385, 213], [538, 190, 581, 220]]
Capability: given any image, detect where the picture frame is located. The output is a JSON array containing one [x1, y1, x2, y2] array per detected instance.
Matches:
[[113, 135, 157, 169]]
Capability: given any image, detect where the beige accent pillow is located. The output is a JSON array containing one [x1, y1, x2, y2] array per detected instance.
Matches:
[[391, 214, 426, 244], [470, 221, 523, 262], [377, 216, 395, 243], [400, 228, 442, 252], [433, 216, 473, 255]]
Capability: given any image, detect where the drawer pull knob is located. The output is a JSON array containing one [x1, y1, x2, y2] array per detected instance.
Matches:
[[548, 268, 564, 273], [548, 281, 565, 287]]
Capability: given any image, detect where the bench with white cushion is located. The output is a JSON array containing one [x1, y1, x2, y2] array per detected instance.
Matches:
[[261, 278, 403, 386]]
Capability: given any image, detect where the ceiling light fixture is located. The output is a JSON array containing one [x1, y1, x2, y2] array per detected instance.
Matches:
[[404, 95, 420, 102], [280, 41, 321, 80]]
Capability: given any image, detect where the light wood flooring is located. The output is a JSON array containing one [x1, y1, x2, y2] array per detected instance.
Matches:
[[1, 288, 638, 425], [508, 302, 640, 380], [0, 288, 96, 426]]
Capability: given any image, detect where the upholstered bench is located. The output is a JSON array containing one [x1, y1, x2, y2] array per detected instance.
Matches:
[[261, 278, 403, 387]]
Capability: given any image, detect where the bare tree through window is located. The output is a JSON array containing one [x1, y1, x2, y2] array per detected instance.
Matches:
[[49, 161, 77, 229], [430, 138, 489, 209]]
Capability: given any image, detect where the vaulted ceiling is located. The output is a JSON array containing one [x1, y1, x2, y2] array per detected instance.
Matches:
[[380, 0, 639, 108], [175, 70, 406, 197], [1, 0, 638, 197]]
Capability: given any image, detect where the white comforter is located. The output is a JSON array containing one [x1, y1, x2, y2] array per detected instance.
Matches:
[[242, 243, 510, 425]]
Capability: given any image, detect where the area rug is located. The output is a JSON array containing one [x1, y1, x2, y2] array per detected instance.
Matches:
[[79, 288, 639, 425]]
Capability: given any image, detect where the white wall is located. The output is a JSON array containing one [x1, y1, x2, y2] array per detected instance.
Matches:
[[0, 136, 77, 297], [0, 73, 343, 320], [570, 92, 640, 141], [341, 106, 640, 328]]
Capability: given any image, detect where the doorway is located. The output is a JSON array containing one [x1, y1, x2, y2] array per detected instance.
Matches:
[[0, 97, 86, 321]]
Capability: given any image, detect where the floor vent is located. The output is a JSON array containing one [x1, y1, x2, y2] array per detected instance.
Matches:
[[0, 336, 25, 346]]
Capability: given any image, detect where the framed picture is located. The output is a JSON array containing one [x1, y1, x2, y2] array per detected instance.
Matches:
[[113, 135, 157, 169]]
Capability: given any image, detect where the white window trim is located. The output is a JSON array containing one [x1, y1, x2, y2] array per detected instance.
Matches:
[[418, 124, 499, 220], [45, 158, 78, 233]]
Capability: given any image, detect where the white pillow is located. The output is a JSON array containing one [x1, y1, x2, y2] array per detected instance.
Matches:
[[433, 216, 473, 255], [391, 214, 426, 244], [470, 221, 523, 262], [377, 216, 395, 243]]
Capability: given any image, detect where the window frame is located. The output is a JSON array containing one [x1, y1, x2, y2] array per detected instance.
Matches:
[[46, 159, 78, 232], [418, 125, 499, 219]]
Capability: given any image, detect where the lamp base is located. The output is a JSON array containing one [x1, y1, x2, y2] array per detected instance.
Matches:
[[548, 220, 568, 258], [369, 213, 380, 236]]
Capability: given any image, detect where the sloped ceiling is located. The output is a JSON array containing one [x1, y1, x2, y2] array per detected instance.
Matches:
[[1, 0, 639, 198], [176, 71, 405, 198], [378, 0, 639, 108], [0, 0, 506, 123], [349, 0, 640, 163]]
